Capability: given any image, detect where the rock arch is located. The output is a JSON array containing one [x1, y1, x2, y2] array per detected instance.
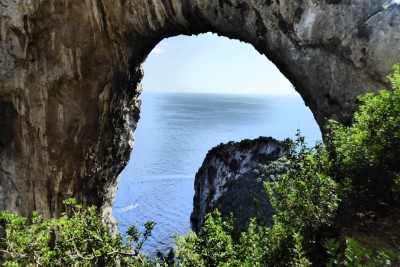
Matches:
[[0, 0, 400, 220]]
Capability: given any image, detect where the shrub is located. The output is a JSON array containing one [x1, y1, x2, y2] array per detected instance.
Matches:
[[263, 132, 339, 265], [4, 66, 400, 266], [328, 65, 400, 212], [325, 238, 396, 267], [0, 199, 158, 266], [266, 133, 339, 235], [177, 132, 338, 266], [176, 210, 238, 267], [177, 65, 400, 266]]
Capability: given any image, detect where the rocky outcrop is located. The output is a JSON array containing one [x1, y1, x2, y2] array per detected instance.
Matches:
[[191, 137, 287, 234], [1, 1, 400, 220]]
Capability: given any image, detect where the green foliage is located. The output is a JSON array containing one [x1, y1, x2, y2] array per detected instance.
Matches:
[[266, 132, 339, 234], [0, 199, 158, 267], [325, 238, 396, 267], [262, 132, 339, 265], [214, 157, 290, 236], [177, 65, 400, 266], [176, 210, 314, 267], [127, 221, 156, 252], [177, 132, 338, 267], [234, 218, 269, 267], [328, 65, 400, 211], [4, 66, 400, 266], [254, 157, 290, 183], [176, 210, 238, 267], [291, 233, 312, 267]]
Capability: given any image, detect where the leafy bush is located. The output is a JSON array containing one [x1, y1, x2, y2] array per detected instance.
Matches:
[[0, 199, 158, 266], [177, 65, 400, 266], [266, 133, 339, 240], [177, 133, 338, 267], [325, 238, 396, 267], [176, 210, 238, 266], [328, 65, 400, 212], [3, 66, 400, 266]]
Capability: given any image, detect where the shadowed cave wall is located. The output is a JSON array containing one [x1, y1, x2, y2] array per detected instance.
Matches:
[[1, 0, 400, 222]]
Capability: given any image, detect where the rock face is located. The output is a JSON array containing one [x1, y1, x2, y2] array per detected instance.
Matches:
[[1, 1, 400, 220], [191, 137, 286, 234]]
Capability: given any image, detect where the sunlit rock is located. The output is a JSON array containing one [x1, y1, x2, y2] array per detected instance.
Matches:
[[191, 137, 287, 234], [0, 0, 400, 220]]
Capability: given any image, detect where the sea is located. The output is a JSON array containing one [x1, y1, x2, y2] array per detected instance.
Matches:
[[112, 92, 322, 255]]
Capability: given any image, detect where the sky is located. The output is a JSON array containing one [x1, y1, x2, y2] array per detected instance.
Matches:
[[142, 32, 297, 95]]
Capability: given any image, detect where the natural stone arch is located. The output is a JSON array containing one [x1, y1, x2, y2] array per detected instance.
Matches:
[[0, 0, 400, 221]]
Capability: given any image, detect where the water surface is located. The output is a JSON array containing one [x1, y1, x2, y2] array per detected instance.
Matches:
[[113, 92, 321, 254]]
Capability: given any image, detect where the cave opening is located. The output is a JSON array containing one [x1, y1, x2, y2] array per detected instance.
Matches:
[[112, 33, 322, 255]]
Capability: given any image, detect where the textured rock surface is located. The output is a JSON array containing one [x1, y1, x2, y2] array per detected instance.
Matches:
[[1, 0, 400, 220], [190, 137, 285, 234]]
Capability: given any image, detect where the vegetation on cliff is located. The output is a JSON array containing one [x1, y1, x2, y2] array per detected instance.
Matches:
[[0, 199, 159, 266], [1, 66, 400, 266], [176, 65, 400, 266]]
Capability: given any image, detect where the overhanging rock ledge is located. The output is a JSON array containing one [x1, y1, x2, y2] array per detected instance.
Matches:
[[0, 0, 399, 221]]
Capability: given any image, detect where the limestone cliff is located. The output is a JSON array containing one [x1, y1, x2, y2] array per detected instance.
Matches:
[[190, 137, 287, 234], [1, 0, 400, 220]]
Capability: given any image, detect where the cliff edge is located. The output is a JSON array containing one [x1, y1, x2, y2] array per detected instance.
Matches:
[[191, 137, 288, 234]]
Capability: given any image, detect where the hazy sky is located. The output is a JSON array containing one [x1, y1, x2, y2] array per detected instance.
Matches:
[[142, 32, 296, 95]]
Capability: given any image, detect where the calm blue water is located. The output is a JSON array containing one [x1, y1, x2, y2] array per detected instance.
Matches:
[[112, 92, 322, 255]]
